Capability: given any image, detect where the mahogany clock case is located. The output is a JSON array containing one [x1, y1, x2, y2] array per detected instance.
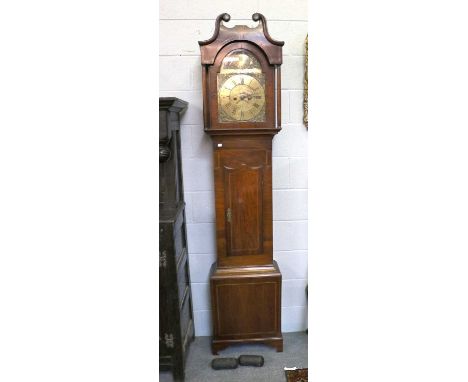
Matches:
[[199, 13, 285, 354]]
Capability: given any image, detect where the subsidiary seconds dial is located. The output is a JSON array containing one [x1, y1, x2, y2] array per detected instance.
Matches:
[[218, 74, 265, 122]]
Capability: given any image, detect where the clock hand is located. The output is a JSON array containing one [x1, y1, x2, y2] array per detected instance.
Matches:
[[238, 92, 253, 102]]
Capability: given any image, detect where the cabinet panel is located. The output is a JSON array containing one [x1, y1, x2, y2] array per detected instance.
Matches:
[[180, 293, 192, 343], [177, 250, 190, 305], [215, 281, 278, 336]]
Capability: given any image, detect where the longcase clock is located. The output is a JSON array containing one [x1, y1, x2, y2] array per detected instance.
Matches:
[[199, 13, 284, 354]]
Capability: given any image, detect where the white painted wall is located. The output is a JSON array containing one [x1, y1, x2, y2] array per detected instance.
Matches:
[[159, 0, 308, 336]]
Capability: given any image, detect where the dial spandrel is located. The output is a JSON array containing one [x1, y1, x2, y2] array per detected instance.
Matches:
[[217, 50, 266, 123]]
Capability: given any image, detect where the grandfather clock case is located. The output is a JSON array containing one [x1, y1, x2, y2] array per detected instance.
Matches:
[[199, 13, 284, 354]]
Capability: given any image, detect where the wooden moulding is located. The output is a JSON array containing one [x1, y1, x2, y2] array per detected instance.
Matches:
[[199, 13, 284, 66], [210, 262, 280, 278], [159, 97, 188, 114], [203, 128, 281, 136]]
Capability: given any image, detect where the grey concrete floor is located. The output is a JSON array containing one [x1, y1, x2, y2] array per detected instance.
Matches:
[[160, 331, 308, 382]]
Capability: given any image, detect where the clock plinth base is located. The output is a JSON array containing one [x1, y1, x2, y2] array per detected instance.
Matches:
[[212, 336, 283, 356], [209, 261, 283, 355]]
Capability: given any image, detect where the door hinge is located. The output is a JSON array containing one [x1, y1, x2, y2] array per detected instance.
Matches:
[[226, 207, 232, 223], [159, 250, 167, 268], [164, 333, 174, 348]]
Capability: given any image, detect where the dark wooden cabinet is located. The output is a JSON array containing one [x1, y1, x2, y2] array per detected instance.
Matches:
[[159, 97, 194, 381], [199, 13, 284, 354]]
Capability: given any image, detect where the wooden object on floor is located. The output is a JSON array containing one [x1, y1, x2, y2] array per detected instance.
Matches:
[[198, 13, 284, 354], [285, 368, 309, 382], [159, 97, 194, 382]]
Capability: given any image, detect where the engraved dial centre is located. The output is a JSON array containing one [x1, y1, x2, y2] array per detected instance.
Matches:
[[230, 85, 254, 103]]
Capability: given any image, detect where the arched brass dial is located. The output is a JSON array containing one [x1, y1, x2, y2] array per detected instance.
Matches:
[[218, 74, 265, 122]]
